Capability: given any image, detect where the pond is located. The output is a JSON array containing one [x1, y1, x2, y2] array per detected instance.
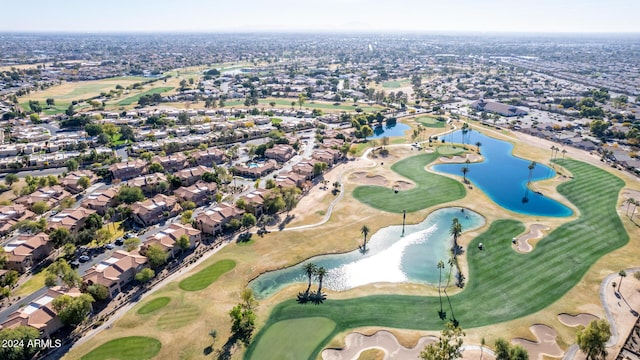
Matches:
[[432, 130, 573, 217], [369, 122, 410, 139], [248, 208, 485, 299]]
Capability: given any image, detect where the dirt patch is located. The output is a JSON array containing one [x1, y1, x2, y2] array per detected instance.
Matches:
[[513, 224, 550, 253], [439, 153, 483, 163], [322, 330, 435, 360], [349, 172, 390, 187], [512, 324, 564, 360], [557, 313, 599, 327]]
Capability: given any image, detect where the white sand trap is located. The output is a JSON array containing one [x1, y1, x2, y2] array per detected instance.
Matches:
[[322, 330, 435, 360], [349, 171, 389, 186], [513, 324, 564, 360], [439, 153, 483, 163], [557, 313, 599, 328], [514, 224, 550, 253]]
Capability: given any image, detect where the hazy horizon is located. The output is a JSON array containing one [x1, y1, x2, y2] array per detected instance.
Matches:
[[2, 0, 640, 34]]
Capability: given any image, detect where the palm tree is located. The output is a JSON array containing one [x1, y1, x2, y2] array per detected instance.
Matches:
[[450, 217, 462, 254], [632, 199, 638, 219], [298, 94, 306, 110], [360, 225, 370, 251], [475, 141, 482, 154], [311, 267, 328, 305], [618, 270, 627, 291], [461, 166, 469, 183], [480, 338, 486, 360], [437, 260, 446, 319], [625, 198, 635, 217], [444, 256, 457, 326], [303, 263, 317, 294], [561, 149, 567, 160], [527, 161, 536, 185]]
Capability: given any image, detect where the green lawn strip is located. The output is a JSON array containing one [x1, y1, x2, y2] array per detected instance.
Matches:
[[244, 317, 336, 360], [416, 115, 446, 128], [352, 149, 466, 213], [116, 86, 174, 106], [80, 336, 161, 360], [156, 304, 200, 330], [178, 259, 236, 291], [381, 80, 407, 89], [137, 297, 171, 315], [247, 159, 627, 359]]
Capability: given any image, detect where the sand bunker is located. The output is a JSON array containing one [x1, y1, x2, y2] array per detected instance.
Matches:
[[322, 330, 435, 360], [439, 153, 483, 163], [558, 313, 599, 328], [393, 180, 414, 190], [513, 324, 564, 360], [349, 171, 390, 186], [514, 224, 549, 253]]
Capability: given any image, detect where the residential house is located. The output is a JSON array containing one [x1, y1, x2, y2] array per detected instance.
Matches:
[[109, 159, 148, 181], [291, 160, 318, 180], [4, 233, 52, 273], [192, 147, 226, 166], [81, 187, 119, 215], [238, 188, 271, 217], [15, 185, 71, 210], [151, 153, 188, 172], [312, 148, 342, 166], [125, 173, 168, 194], [0, 286, 83, 338], [82, 250, 147, 299], [275, 171, 309, 190], [233, 160, 278, 179], [142, 223, 201, 258], [0, 204, 35, 235], [174, 181, 217, 206], [194, 203, 244, 235], [60, 170, 98, 194], [131, 194, 181, 227], [47, 207, 96, 232], [174, 165, 212, 186], [265, 144, 296, 162]]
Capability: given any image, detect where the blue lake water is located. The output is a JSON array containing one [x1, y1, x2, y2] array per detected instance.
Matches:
[[432, 130, 573, 217], [249, 208, 485, 299], [369, 122, 410, 139]]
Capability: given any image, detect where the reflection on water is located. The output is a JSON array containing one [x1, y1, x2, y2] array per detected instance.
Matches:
[[249, 208, 485, 299]]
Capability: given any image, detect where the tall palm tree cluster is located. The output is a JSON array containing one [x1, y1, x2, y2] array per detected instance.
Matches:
[[296, 263, 328, 305]]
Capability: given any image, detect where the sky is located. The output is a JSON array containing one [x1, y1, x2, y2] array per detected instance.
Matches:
[[2, 0, 640, 33]]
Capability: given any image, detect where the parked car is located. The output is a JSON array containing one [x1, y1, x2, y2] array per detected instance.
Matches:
[[70, 260, 80, 268], [115, 238, 124, 246], [104, 243, 114, 250], [78, 255, 90, 263]]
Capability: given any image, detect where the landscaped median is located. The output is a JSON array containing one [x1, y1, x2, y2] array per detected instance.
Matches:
[[245, 159, 628, 359]]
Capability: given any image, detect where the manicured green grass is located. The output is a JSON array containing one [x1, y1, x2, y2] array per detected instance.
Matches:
[[80, 336, 161, 360], [417, 115, 446, 128], [116, 86, 174, 106], [20, 102, 90, 116], [178, 259, 236, 291], [381, 79, 408, 89], [438, 145, 465, 155], [137, 297, 171, 315], [245, 318, 336, 360], [156, 304, 200, 330], [247, 159, 628, 360], [352, 148, 466, 213]]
